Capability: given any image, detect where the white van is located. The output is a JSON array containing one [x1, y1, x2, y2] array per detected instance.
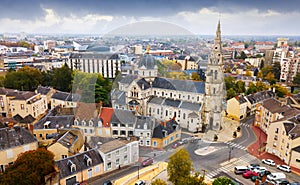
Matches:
[[234, 166, 248, 174], [266, 172, 286, 182]]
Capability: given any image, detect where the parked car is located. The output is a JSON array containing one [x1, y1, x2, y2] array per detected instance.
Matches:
[[247, 163, 260, 170], [251, 170, 271, 182], [272, 178, 290, 185], [290, 182, 300, 185], [234, 166, 248, 175], [142, 157, 153, 167], [253, 166, 267, 174], [242, 170, 258, 178], [277, 164, 291, 173], [172, 142, 179, 149], [135, 180, 146, 185], [103, 180, 113, 185], [262, 159, 276, 166], [266, 172, 286, 183]]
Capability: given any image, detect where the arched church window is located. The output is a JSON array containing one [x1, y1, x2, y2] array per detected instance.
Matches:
[[214, 70, 217, 80]]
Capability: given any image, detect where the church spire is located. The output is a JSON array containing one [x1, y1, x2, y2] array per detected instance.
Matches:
[[215, 20, 221, 42]]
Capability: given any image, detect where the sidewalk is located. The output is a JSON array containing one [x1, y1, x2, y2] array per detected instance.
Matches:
[[201, 117, 241, 142], [114, 162, 168, 185]]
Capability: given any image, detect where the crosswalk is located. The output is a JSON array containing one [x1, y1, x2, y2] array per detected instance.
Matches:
[[225, 141, 247, 150], [206, 153, 257, 179], [240, 123, 250, 127]]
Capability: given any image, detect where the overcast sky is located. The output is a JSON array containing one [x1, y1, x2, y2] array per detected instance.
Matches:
[[1, 0, 300, 35]]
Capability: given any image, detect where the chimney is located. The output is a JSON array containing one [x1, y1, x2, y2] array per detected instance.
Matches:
[[99, 100, 103, 107], [272, 87, 276, 93], [235, 95, 239, 100], [70, 137, 73, 145]]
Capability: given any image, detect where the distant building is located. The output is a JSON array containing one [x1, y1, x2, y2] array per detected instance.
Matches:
[[176, 55, 200, 70], [51, 91, 81, 109], [68, 53, 121, 79], [255, 42, 274, 51]]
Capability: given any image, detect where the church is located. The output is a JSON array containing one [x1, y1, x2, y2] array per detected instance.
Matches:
[[111, 21, 224, 132]]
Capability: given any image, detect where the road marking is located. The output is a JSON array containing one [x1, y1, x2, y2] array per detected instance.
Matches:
[[225, 141, 247, 151]]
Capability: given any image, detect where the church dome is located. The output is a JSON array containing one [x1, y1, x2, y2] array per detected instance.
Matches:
[[137, 54, 156, 69]]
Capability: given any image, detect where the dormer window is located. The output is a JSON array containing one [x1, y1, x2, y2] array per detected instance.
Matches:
[[84, 154, 92, 166], [67, 160, 76, 172], [74, 119, 79, 126], [89, 120, 94, 127]]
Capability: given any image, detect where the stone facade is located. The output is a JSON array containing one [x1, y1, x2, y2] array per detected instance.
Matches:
[[203, 21, 225, 131]]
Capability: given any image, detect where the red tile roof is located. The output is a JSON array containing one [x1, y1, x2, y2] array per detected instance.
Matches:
[[99, 107, 114, 127]]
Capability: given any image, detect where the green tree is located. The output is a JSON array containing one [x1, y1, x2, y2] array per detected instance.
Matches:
[[52, 64, 73, 92], [246, 82, 257, 95], [224, 76, 236, 90], [167, 149, 193, 185], [234, 80, 246, 94], [240, 51, 247, 60], [0, 148, 55, 185], [273, 84, 288, 98], [4, 66, 42, 91], [272, 62, 281, 80], [41, 70, 54, 86], [213, 176, 234, 185], [293, 72, 300, 85], [151, 179, 167, 185], [226, 88, 236, 100], [265, 72, 276, 85], [0, 76, 5, 87]]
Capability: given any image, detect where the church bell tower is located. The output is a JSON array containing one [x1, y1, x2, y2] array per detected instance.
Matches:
[[203, 21, 225, 131]]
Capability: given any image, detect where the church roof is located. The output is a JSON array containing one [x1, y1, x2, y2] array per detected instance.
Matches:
[[136, 78, 151, 90], [180, 102, 202, 111], [152, 77, 205, 94], [119, 75, 138, 84], [137, 54, 156, 69]]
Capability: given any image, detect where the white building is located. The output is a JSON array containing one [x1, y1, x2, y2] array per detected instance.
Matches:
[[68, 53, 121, 79]]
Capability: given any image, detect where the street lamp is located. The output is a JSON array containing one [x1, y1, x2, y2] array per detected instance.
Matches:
[[137, 164, 140, 179], [228, 145, 234, 162]]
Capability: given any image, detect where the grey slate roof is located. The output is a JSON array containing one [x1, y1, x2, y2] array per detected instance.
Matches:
[[137, 54, 156, 69], [135, 116, 155, 130], [0, 126, 37, 151], [292, 145, 300, 153], [136, 78, 151, 90], [57, 131, 78, 148], [152, 119, 179, 139], [51, 91, 81, 102], [246, 90, 276, 104], [163, 99, 181, 107], [113, 91, 126, 105], [111, 109, 136, 124], [36, 86, 51, 95], [180, 102, 201, 111], [148, 97, 164, 105], [55, 149, 103, 179], [152, 77, 205, 94], [119, 75, 138, 84]]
